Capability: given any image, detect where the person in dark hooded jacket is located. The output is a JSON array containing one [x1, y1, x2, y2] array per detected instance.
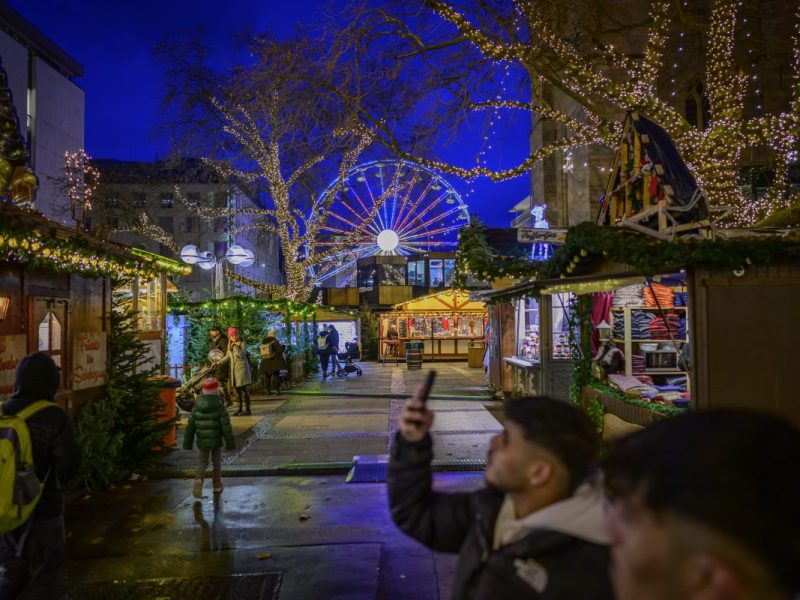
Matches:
[[0, 352, 81, 599], [389, 388, 613, 600]]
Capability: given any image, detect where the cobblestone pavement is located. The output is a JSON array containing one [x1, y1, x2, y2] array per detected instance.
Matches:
[[158, 361, 501, 472], [60, 361, 501, 599]]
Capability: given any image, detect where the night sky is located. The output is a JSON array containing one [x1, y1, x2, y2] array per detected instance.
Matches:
[[9, 1, 531, 226]]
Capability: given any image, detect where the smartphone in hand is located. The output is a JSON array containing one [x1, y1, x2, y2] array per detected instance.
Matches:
[[419, 370, 437, 407]]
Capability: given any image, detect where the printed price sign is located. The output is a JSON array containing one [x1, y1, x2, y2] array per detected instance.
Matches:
[[0, 335, 27, 396], [72, 332, 107, 390]]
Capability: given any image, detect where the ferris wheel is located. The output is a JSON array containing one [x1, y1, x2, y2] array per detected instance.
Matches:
[[309, 160, 469, 285]]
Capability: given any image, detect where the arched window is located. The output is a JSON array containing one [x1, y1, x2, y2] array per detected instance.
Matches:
[[38, 310, 63, 367], [684, 80, 711, 130]]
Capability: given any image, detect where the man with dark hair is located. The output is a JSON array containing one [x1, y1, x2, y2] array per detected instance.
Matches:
[[0, 352, 81, 598], [389, 389, 613, 599], [208, 326, 232, 407], [603, 409, 800, 600]]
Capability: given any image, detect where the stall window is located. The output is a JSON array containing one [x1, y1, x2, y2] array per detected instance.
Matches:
[[408, 260, 426, 286], [380, 264, 406, 285], [38, 311, 63, 367], [443, 259, 456, 287], [551, 292, 575, 359], [358, 264, 376, 288], [138, 278, 163, 331], [515, 297, 540, 360], [430, 259, 445, 288]]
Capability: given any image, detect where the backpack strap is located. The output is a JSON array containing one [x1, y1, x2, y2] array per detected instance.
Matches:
[[15, 400, 53, 421]]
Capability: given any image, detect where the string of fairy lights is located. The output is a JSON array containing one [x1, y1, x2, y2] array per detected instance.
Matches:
[[0, 219, 190, 279], [64, 149, 100, 229], [420, 0, 800, 226]]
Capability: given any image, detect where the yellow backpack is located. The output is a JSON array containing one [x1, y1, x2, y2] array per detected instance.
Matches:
[[0, 400, 52, 535]]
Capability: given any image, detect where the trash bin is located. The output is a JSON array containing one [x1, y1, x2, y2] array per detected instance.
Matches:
[[468, 342, 485, 368], [405, 342, 423, 370], [151, 376, 181, 449]]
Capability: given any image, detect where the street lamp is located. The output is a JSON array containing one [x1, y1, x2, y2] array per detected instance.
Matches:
[[180, 243, 255, 298]]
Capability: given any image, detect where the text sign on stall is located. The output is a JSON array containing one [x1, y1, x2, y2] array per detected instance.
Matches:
[[0, 335, 27, 396], [72, 332, 107, 390], [516, 228, 568, 244]]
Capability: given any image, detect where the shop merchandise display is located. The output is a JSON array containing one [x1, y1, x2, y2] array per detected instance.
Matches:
[[600, 274, 690, 408]]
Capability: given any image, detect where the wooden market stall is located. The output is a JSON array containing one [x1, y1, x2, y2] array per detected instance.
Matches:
[[0, 203, 188, 413], [379, 290, 487, 361]]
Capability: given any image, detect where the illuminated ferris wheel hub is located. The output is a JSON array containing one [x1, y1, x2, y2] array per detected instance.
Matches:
[[376, 229, 399, 252], [309, 160, 469, 286]]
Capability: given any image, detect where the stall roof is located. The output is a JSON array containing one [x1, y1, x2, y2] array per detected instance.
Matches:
[[0, 203, 190, 278], [389, 289, 486, 314]]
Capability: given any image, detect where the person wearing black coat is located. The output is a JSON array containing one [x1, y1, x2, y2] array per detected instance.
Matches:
[[389, 390, 613, 600], [0, 352, 81, 599], [208, 326, 232, 407], [326, 324, 340, 376]]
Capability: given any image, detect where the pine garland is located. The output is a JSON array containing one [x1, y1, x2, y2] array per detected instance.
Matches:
[[456, 219, 800, 290]]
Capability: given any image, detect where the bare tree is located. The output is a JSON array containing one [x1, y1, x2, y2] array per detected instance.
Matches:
[[156, 29, 422, 301], [334, 0, 800, 226]]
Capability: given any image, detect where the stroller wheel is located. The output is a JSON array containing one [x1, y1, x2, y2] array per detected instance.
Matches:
[[356, 368, 363, 376], [337, 369, 345, 377]]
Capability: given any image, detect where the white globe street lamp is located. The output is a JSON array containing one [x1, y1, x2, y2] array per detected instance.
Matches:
[[179, 243, 255, 298]]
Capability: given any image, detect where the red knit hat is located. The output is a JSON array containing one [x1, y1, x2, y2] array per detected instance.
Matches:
[[202, 377, 220, 394], [227, 327, 238, 338]]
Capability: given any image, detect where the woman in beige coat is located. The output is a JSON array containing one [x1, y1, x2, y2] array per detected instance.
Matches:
[[225, 327, 252, 415]]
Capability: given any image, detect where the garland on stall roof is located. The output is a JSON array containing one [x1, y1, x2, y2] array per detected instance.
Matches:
[[453, 217, 536, 288], [168, 294, 356, 320], [0, 220, 189, 279], [457, 219, 800, 290]]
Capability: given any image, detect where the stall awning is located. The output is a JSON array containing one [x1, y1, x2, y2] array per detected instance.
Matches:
[[539, 275, 645, 295], [390, 290, 486, 314]]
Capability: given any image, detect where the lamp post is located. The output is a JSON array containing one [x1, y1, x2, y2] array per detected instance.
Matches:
[[180, 243, 255, 299]]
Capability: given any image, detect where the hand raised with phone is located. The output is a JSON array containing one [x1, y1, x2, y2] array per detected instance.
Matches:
[[399, 371, 436, 443]]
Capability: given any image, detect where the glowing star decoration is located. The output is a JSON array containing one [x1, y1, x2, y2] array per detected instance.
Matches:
[[376, 229, 400, 252], [530, 204, 552, 261]]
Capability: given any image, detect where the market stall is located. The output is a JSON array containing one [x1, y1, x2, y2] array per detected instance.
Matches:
[[0, 203, 187, 413], [379, 290, 487, 361]]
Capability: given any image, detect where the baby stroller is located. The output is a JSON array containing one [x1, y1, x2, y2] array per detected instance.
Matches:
[[176, 349, 225, 412], [336, 341, 363, 377]]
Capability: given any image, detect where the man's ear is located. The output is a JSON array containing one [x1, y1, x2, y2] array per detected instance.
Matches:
[[685, 554, 745, 600], [526, 459, 554, 488]]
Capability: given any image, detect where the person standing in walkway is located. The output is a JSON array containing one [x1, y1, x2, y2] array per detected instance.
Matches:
[[0, 352, 81, 599], [326, 324, 340, 376], [389, 390, 613, 599], [222, 327, 252, 415], [208, 325, 232, 407], [318, 328, 330, 378], [259, 329, 285, 395], [603, 409, 800, 600], [183, 377, 235, 498]]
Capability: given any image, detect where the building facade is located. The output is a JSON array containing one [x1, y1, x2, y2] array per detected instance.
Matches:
[[92, 158, 282, 300], [0, 3, 84, 224]]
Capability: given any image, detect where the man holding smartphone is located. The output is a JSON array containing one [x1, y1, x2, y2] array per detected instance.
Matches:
[[388, 378, 613, 599]]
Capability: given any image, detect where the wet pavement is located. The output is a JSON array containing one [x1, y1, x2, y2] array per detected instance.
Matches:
[[61, 361, 501, 599]]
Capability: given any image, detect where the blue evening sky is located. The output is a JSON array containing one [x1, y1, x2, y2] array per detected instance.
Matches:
[[9, 1, 531, 226]]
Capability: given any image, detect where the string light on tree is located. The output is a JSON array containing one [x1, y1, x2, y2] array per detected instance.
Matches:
[[64, 149, 100, 230]]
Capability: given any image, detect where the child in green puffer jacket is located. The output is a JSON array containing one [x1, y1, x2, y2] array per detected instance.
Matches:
[[183, 378, 235, 498]]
